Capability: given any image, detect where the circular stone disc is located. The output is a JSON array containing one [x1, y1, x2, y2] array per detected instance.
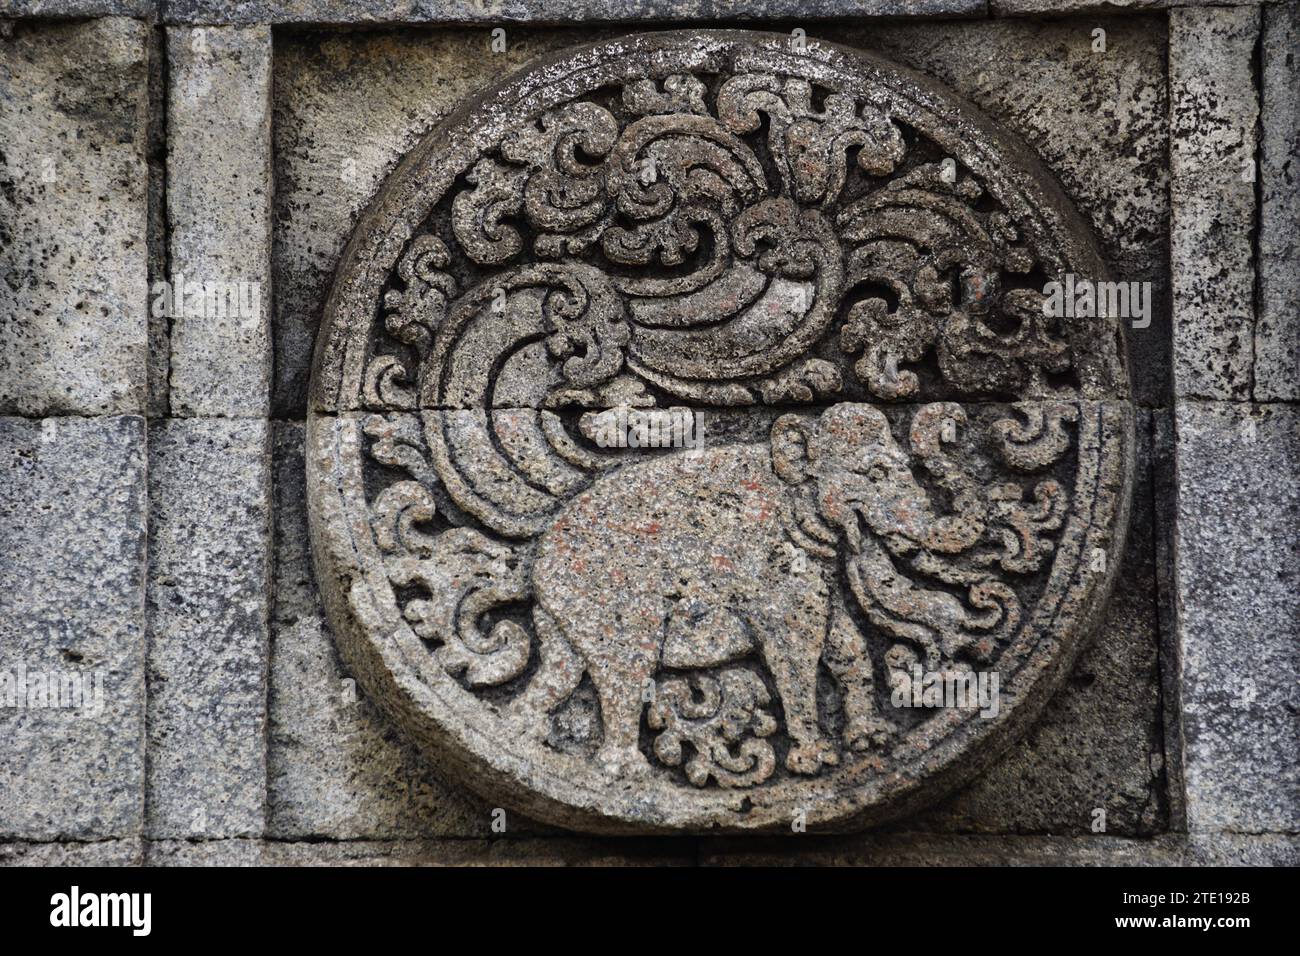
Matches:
[[307, 30, 1134, 834]]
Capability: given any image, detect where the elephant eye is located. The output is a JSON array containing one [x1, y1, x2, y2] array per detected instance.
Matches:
[[867, 464, 886, 482]]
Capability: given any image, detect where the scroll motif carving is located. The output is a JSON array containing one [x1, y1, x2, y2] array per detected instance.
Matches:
[[308, 31, 1132, 833]]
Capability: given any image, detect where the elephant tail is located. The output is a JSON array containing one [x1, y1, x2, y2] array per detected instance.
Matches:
[[506, 604, 584, 734]]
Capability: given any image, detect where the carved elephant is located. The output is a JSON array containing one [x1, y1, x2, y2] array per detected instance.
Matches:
[[522, 402, 1001, 779]]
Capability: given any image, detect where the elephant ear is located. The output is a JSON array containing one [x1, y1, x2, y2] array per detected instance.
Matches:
[[771, 414, 817, 485]]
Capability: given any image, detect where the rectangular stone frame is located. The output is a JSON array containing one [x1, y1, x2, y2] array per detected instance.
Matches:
[[0, 0, 1294, 866]]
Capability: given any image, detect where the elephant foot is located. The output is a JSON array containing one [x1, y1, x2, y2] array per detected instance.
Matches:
[[597, 744, 652, 780], [845, 715, 895, 752], [786, 739, 839, 775]]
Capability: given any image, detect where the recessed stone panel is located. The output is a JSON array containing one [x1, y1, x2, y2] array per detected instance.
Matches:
[[0, 416, 147, 841], [306, 32, 1135, 834], [0, 18, 150, 417]]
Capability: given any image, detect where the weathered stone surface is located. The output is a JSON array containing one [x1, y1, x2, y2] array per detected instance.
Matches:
[[166, 0, 985, 27], [0, 416, 146, 841], [314, 34, 1125, 413], [1169, 6, 1259, 401], [145, 418, 271, 839], [914, 411, 1163, 835], [702, 832, 1186, 866], [703, 831, 1298, 866], [304, 30, 1134, 836], [0, 839, 144, 867], [146, 26, 169, 419], [147, 836, 695, 866], [272, 28, 620, 417], [1151, 407, 1186, 829], [268, 422, 510, 839], [992, 0, 1164, 13], [1256, 1, 1300, 402], [143, 838, 265, 866], [0, 1, 150, 17], [276, 20, 1150, 418], [166, 26, 273, 417], [1174, 402, 1300, 833], [0, 17, 150, 416], [849, 15, 1170, 406], [311, 403, 1131, 835], [1183, 834, 1300, 867], [992, 0, 1268, 15]]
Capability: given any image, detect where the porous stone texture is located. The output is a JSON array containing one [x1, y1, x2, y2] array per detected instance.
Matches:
[[992, 0, 1165, 13], [849, 15, 1170, 406], [1256, 1, 1300, 402], [146, 26, 170, 418], [1168, 6, 1259, 401], [0, 839, 145, 866], [2, 10, 1294, 868], [165, 0, 986, 27], [145, 418, 271, 839], [0, 416, 147, 840], [913, 410, 1164, 835], [0, 1, 150, 17], [702, 832, 1297, 866], [275, 16, 1166, 417], [306, 29, 1135, 835], [272, 27, 619, 417], [166, 26, 273, 418], [991, 0, 1268, 16], [1173, 402, 1299, 834], [146, 836, 695, 866], [0, 17, 150, 416], [1182, 834, 1300, 867], [268, 422, 510, 839], [1151, 407, 1186, 829]]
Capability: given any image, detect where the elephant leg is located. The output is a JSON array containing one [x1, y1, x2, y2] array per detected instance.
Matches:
[[509, 605, 583, 741], [824, 599, 893, 752], [589, 651, 654, 778], [761, 627, 838, 775]]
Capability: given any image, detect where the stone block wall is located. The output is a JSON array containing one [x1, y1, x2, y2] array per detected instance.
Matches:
[[0, 0, 1295, 866]]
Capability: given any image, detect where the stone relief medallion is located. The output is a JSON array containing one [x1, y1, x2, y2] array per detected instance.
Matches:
[[306, 31, 1135, 833]]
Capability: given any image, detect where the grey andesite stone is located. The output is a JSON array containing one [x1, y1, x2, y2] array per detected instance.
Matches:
[[0, 1, 150, 17], [275, 17, 1161, 417], [146, 836, 695, 866], [0, 839, 145, 867], [145, 418, 271, 839], [0, 416, 147, 841], [992, 0, 1268, 16], [166, 0, 985, 27], [268, 422, 507, 840], [701, 833, 1188, 866], [1174, 402, 1300, 834], [915, 411, 1164, 836], [1182, 834, 1300, 866], [305, 30, 1134, 834], [0, 17, 150, 416], [1256, 1, 1300, 402], [272, 27, 621, 417], [846, 15, 1170, 405], [703, 832, 1297, 866], [1168, 6, 1260, 401], [166, 26, 273, 417]]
